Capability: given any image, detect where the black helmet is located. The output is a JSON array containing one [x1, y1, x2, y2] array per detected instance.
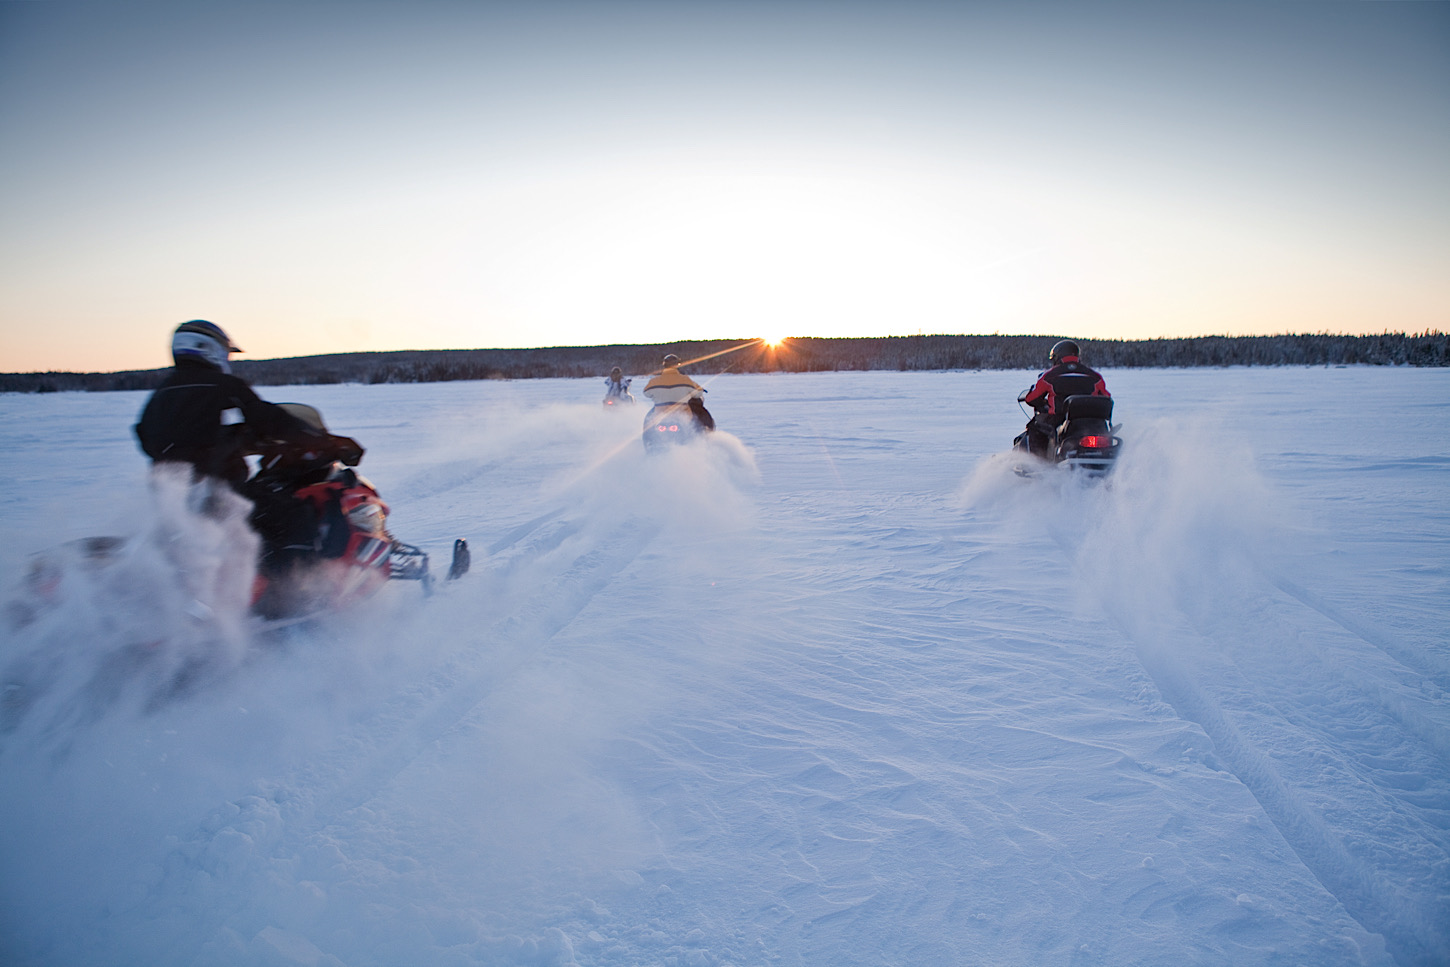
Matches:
[[662, 353, 680, 367], [172, 319, 241, 370], [1049, 339, 1080, 364]]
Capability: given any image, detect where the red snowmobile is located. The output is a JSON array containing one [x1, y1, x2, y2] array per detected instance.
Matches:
[[244, 404, 467, 619], [8, 404, 469, 631]]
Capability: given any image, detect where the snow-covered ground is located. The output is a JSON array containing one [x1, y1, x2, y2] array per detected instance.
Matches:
[[1, 367, 1447, 967]]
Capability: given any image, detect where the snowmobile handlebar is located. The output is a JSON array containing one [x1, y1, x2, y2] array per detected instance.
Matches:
[[1017, 387, 1052, 420]]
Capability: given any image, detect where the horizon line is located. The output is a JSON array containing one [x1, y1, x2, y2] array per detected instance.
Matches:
[[5, 329, 1443, 378]]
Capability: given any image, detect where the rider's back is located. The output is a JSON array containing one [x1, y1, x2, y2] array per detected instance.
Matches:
[[1029, 361, 1109, 417], [643, 368, 702, 406]]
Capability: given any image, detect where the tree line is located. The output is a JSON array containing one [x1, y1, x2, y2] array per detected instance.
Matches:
[[3, 331, 1445, 394]]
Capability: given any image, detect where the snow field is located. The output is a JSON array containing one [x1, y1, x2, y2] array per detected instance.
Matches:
[[0, 367, 1446, 966]]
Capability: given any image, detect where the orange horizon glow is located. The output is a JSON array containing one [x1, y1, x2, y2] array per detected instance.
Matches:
[[1, 3, 1444, 375], [8, 327, 1450, 376]]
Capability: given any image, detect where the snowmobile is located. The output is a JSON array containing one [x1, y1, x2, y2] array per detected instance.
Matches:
[[642, 399, 713, 452], [244, 404, 468, 618], [603, 371, 635, 409], [8, 405, 470, 632], [1012, 391, 1121, 477], [0, 406, 472, 739]]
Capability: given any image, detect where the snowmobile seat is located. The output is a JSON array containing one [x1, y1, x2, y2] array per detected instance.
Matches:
[[1061, 395, 1112, 424]]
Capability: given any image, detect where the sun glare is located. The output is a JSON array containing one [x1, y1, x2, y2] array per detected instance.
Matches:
[[460, 164, 1061, 349]]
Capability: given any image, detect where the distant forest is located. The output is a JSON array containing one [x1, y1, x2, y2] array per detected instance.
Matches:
[[3, 331, 1446, 394]]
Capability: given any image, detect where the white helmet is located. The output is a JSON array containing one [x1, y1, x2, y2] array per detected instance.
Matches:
[[171, 319, 240, 372]]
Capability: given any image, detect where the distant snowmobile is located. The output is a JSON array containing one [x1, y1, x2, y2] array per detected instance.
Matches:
[[1011, 390, 1122, 477], [603, 370, 635, 409]]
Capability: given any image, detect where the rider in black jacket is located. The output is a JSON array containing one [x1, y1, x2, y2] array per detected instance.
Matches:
[[134, 320, 322, 490]]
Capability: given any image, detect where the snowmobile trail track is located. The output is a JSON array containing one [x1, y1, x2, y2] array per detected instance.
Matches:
[[396, 457, 506, 503], [485, 506, 569, 556], [1267, 573, 1450, 691], [1245, 568, 1450, 769], [318, 516, 659, 825], [1056, 524, 1448, 965], [1266, 580, 1450, 765], [1115, 613, 1449, 967]]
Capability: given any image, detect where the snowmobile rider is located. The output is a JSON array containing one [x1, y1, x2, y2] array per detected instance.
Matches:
[[1019, 339, 1110, 458], [603, 366, 634, 403], [642, 353, 714, 430], [134, 320, 356, 491]]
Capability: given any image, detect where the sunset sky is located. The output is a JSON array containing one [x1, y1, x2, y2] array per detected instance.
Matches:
[[2, 1, 1446, 374]]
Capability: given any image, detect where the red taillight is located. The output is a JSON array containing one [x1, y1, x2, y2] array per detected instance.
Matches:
[[669, 424, 679, 432], [1078, 435, 1109, 448]]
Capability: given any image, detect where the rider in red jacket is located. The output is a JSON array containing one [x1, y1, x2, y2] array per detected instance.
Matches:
[[1020, 340, 1110, 457]]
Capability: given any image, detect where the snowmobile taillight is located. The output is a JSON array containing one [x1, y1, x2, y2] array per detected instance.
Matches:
[[1078, 435, 1110, 449]]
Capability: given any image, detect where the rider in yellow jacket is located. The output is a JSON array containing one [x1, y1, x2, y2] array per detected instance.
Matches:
[[642, 355, 714, 430]]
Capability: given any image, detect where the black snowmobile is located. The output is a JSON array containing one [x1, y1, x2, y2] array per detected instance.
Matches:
[[642, 398, 715, 452], [1012, 391, 1122, 477]]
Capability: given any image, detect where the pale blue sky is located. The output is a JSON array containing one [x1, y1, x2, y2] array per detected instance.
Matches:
[[2, 1, 1446, 372]]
